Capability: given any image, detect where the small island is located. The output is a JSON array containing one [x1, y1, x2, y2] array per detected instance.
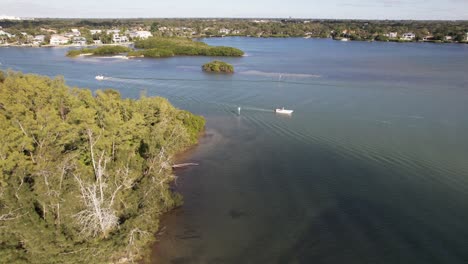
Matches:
[[202, 60, 235, 73], [67, 37, 244, 59], [66, 45, 131, 57]]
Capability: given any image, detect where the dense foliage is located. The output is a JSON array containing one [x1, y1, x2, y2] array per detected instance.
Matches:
[[131, 37, 244, 57], [0, 71, 205, 263], [1, 18, 467, 45], [202, 60, 235, 73], [66, 45, 131, 57]]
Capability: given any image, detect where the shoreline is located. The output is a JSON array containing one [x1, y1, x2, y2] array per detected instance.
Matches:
[[1, 37, 467, 49]]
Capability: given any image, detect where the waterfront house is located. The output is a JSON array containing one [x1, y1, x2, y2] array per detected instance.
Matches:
[[50, 34, 69, 45], [93, 39, 102, 45], [33, 35, 45, 45], [90, 29, 102, 35], [219, 28, 231, 34], [401, 33, 415, 41], [112, 33, 128, 43], [72, 37, 87, 46], [444, 36, 453, 41], [388, 32, 398, 38], [422, 35, 435, 41], [128, 31, 152, 39]]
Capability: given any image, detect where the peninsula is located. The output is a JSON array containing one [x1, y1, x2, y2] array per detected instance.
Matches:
[[0, 71, 205, 263]]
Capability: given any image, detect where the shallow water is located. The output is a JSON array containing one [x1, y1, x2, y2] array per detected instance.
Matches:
[[1, 38, 468, 264]]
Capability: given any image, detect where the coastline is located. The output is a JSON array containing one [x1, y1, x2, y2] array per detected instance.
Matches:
[[1, 37, 467, 49]]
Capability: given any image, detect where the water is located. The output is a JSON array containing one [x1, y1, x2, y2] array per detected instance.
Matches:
[[1, 38, 468, 264]]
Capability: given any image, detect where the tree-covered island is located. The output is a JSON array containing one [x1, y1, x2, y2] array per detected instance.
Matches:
[[0, 71, 205, 263], [66, 37, 244, 58], [202, 60, 235, 73]]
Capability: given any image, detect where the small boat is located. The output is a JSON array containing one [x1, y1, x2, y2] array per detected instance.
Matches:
[[95, 75, 104, 81], [275, 107, 294, 114], [341, 38, 349, 42]]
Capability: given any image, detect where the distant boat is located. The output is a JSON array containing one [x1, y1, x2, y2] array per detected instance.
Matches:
[[95, 75, 104, 81], [341, 38, 349, 42], [275, 107, 293, 114]]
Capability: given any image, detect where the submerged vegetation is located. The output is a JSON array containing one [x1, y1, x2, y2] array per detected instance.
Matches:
[[202, 60, 235, 73], [0, 71, 205, 263], [66, 45, 131, 57]]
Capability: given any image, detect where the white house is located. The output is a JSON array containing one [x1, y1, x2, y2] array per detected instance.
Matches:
[[112, 34, 128, 43], [107, 29, 121, 35], [401, 33, 415, 41], [50, 34, 69, 45], [444, 36, 453, 41], [93, 39, 102, 45], [71, 29, 81, 36], [388, 32, 398, 38], [219, 28, 231, 34], [128, 31, 152, 39], [72, 37, 87, 46], [33, 35, 45, 45], [0, 30, 12, 38], [90, 29, 102, 35]]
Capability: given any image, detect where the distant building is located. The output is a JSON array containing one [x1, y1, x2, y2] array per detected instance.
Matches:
[[90, 29, 102, 35], [112, 33, 128, 43], [71, 29, 81, 36], [401, 33, 415, 41], [33, 35, 45, 45], [388, 32, 398, 38], [50, 34, 69, 45], [422, 35, 434, 41], [0, 30, 13, 38], [72, 37, 87, 46], [444, 36, 453, 41], [93, 39, 102, 45], [466, 33, 468, 41], [107, 29, 121, 35], [231, 30, 241, 35], [128, 31, 152, 39], [219, 28, 230, 34], [64, 32, 75, 38]]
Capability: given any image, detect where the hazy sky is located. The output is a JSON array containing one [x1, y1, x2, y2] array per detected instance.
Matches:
[[1, 0, 467, 20]]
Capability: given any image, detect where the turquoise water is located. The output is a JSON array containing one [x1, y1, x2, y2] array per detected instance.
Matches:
[[1, 38, 468, 263]]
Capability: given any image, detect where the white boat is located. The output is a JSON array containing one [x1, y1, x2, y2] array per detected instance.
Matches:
[[95, 75, 104, 81], [341, 38, 349, 42], [275, 107, 294, 114]]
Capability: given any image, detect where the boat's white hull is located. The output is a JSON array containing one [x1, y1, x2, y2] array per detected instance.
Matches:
[[95, 75, 104, 81], [275, 109, 294, 114]]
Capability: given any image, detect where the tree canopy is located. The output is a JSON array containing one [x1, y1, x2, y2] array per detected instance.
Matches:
[[202, 60, 235, 73], [0, 71, 204, 263]]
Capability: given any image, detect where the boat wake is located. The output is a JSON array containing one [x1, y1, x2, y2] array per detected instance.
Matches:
[[240, 70, 320, 78]]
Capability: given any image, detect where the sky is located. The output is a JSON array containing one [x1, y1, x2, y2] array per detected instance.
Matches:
[[1, 0, 467, 20]]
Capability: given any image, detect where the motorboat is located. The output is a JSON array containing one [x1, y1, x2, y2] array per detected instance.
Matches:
[[275, 107, 294, 114], [95, 75, 104, 81], [341, 38, 349, 42]]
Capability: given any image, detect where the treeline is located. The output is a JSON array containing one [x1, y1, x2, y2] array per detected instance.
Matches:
[[0, 71, 205, 263], [1, 18, 467, 42]]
